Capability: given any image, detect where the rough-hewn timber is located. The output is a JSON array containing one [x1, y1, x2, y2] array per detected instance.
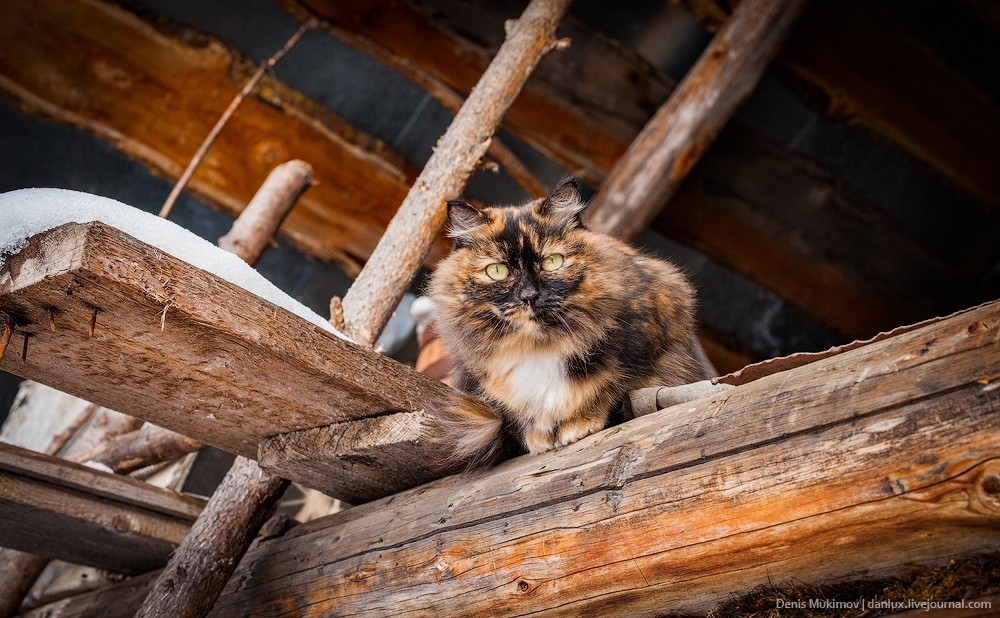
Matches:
[[0, 221, 455, 493], [21, 299, 1000, 617], [583, 0, 811, 241], [0, 442, 204, 575]]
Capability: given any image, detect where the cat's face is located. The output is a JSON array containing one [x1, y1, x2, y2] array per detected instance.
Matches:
[[438, 181, 590, 339]]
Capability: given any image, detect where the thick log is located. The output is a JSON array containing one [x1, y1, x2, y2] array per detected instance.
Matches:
[[0, 220, 455, 468], [20, 299, 1000, 618], [339, 0, 572, 346], [0, 442, 204, 575], [583, 0, 810, 241], [0, 0, 416, 270]]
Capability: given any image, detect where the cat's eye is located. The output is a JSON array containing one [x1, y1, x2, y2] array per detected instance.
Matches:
[[485, 263, 509, 280], [541, 253, 564, 272]]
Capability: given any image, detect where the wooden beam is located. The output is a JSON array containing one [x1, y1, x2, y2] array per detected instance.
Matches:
[[583, 0, 811, 241], [21, 299, 1000, 618], [0, 221, 455, 477], [0, 0, 420, 270], [0, 442, 204, 575]]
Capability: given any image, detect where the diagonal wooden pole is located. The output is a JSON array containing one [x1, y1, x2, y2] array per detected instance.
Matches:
[[340, 0, 572, 347], [582, 0, 811, 241]]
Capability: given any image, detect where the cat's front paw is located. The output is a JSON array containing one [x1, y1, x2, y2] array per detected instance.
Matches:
[[555, 415, 605, 448], [525, 426, 556, 454]]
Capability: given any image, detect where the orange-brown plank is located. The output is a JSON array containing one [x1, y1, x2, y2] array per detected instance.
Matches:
[[0, 0, 427, 266]]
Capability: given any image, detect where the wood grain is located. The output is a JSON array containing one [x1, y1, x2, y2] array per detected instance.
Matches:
[[0, 442, 204, 575], [583, 0, 811, 241], [0, 221, 455, 468], [26, 299, 1000, 617]]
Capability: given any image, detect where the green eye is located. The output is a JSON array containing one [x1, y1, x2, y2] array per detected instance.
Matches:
[[541, 253, 564, 272], [485, 263, 509, 280]]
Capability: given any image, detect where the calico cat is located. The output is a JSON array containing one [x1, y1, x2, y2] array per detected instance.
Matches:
[[429, 178, 704, 465]]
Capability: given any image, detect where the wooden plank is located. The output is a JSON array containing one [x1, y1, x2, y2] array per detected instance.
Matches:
[[22, 299, 1000, 617], [0, 442, 204, 575], [0, 221, 456, 467], [0, 0, 421, 269], [583, 0, 811, 241]]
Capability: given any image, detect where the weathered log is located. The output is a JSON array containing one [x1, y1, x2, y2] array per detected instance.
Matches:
[[0, 220, 455, 466], [339, 0, 572, 346], [217, 160, 314, 265], [582, 0, 811, 241], [133, 456, 287, 618], [72, 424, 203, 474], [20, 299, 1000, 618], [0, 442, 204, 575]]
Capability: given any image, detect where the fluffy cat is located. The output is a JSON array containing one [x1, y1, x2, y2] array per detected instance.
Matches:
[[429, 178, 705, 465]]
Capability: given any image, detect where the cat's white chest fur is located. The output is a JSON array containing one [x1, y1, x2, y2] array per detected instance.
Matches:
[[491, 351, 573, 425]]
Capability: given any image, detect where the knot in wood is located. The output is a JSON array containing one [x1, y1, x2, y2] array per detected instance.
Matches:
[[517, 580, 530, 593]]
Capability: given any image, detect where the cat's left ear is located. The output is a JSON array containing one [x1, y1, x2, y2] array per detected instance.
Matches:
[[540, 177, 586, 229]]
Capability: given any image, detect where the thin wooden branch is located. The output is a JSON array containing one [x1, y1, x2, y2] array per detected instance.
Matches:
[[340, 0, 572, 346], [217, 160, 314, 266], [158, 20, 315, 219], [71, 424, 203, 475], [582, 0, 811, 241]]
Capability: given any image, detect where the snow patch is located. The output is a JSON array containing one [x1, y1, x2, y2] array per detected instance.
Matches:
[[0, 188, 346, 339]]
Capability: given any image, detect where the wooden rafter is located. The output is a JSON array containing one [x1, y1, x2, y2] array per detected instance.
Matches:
[[19, 300, 1000, 617]]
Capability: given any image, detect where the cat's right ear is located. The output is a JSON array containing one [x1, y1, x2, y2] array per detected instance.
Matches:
[[447, 199, 488, 246]]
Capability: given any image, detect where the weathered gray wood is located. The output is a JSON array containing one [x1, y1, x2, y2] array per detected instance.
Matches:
[[583, 0, 811, 241], [339, 0, 572, 346], [0, 442, 204, 575], [258, 410, 453, 504], [73, 423, 203, 474], [0, 221, 455, 462], [20, 299, 1000, 617]]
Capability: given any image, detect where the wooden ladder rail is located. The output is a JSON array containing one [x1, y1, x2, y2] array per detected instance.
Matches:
[[133, 1, 572, 616]]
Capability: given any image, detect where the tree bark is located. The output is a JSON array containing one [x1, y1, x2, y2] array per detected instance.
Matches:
[[340, 0, 572, 346], [133, 456, 287, 618], [582, 0, 811, 241]]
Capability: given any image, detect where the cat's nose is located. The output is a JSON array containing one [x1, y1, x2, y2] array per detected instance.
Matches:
[[519, 283, 539, 304]]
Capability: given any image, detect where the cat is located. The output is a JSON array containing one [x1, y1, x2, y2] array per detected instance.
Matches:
[[428, 178, 705, 466]]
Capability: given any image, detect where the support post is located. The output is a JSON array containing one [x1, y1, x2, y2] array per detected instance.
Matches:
[[340, 0, 573, 346], [582, 0, 811, 241]]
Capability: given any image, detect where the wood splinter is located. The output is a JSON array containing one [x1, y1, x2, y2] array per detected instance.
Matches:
[[89, 307, 98, 338], [161, 304, 169, 332], [48, 307, 57, 332]]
